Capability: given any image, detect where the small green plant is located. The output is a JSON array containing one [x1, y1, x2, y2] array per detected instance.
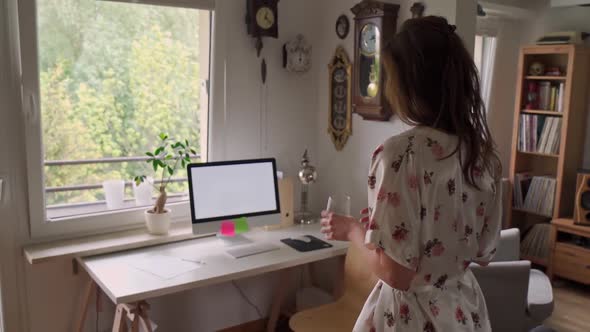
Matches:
[[135, 133, 196, 214]]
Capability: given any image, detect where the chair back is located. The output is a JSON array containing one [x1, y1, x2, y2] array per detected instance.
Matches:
[[342, 244, 378, 307], [494, 228, 521, 262], [471, 261, 530, 332]]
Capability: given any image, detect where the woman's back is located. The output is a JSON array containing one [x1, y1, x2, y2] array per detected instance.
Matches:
[[355, 126, 501, 331]]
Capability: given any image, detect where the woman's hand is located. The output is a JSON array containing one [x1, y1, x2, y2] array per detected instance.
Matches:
[[320, 211, 359, 241]]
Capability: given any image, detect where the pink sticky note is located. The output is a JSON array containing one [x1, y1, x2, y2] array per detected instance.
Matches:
[[220, 221, 235, 236]]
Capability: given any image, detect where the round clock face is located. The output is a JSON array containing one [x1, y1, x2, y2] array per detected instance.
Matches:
[[256, 7, 275, 30], [333, 68, 346, 83], [360, 24, 379, 55]]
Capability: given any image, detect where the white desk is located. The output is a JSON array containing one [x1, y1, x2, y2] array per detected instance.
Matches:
[[77, 224, 349, 331]]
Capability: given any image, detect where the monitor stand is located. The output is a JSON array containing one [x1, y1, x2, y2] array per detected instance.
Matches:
[[216, 233, 253, 246]]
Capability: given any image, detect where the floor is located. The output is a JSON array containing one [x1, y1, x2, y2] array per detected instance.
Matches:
[[544, 280, 590, 332]]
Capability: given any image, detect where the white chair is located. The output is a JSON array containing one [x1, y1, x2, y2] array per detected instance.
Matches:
[[471, 228, 554, 332]]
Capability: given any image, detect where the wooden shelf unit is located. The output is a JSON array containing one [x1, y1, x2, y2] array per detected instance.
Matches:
[[548, 219, 590, 284], [524, 75, 567, 80], [520, 110, 563, 116], [507, 45, 590, 263]]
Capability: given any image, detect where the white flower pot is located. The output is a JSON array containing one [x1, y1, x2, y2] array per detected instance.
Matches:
[[144, 209, 171, 235]]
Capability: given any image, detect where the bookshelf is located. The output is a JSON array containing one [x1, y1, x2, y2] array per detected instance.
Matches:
[[507, 45, 590, 265]]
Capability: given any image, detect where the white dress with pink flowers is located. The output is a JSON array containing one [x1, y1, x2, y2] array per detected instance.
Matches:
[[354, 127, 501, 332]]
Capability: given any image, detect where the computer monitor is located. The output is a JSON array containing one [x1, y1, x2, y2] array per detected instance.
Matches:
[[187, 158, 281, 235]]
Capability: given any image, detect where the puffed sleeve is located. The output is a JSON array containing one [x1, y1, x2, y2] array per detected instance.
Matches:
[[365, 141, 422, 271], [476, 180, 502, 263]]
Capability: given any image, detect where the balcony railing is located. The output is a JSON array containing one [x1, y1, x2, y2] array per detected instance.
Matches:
[[44, 154, 201, 218]]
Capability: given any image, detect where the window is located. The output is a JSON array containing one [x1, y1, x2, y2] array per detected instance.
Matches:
[[19, 0, 213, 239], [474, 34, 498, 111]]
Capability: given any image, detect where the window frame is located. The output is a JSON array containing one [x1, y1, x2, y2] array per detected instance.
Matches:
[[18, 0, 215, 240]]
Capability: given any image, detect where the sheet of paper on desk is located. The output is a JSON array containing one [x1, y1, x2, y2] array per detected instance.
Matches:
[[129, 254, 202, 279]]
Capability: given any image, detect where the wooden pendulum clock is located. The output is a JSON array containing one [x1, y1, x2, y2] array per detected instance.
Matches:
[[351, 0, 399, 121]]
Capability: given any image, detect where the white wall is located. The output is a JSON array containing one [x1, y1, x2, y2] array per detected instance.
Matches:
[[486, 18, 529, 176], [313, 0, 477, 219]]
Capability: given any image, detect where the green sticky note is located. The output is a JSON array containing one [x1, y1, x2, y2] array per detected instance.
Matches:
[[234, 217, 249, 234]]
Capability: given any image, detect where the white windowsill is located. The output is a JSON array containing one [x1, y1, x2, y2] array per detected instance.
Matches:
[[23, 221, 211, 264]]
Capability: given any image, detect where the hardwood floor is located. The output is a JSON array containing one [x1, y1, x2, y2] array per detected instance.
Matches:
[[545, 280, 590, 332]]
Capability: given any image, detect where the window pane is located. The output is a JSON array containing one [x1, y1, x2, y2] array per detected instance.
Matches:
[[37, 0, 209, 219]]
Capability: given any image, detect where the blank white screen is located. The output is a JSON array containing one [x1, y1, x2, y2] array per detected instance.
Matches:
[[190, 161, 278, 221]]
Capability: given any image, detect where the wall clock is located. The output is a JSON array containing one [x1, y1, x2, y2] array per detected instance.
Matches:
[[351, 0, 399, 121], [328, 46, 352, 151], [336, 15, 350, 39], [246, 0, 280, 57], [283, 34, 312, 73]]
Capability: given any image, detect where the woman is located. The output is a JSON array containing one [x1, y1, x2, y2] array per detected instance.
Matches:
[[320, 16, 502, 332]]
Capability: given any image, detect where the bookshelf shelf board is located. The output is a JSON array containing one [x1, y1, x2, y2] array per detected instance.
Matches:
[[524, 76, 567, 80], [517, 151, 560, 158], [520, 110, 563, 116], [521, 254, 548, 267], [512, 207, 553, 219]]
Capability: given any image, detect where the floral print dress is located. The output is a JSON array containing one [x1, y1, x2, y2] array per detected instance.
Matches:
[[354, 127, 501, 332]]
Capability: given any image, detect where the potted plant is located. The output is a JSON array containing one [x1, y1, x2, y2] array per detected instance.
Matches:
[[135, 133, 196, 235]]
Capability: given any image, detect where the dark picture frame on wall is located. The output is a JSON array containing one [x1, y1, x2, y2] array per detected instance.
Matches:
[[336, 15, 350, 39]]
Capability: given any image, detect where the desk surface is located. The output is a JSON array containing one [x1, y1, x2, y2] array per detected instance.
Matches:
[[79, 224, 349, 304]]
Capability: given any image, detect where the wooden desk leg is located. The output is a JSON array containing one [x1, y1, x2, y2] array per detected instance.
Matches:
[[113, 301, 152, 332], [76, 279, 97, 332], [267, 269, 293, 332], [332, 255, 345, 300], [112, 304, 128, 332]]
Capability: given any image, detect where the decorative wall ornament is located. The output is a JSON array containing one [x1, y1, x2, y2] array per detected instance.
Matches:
[[296, 150, 318, 224], [410, 2, 425, 18], [282, 34, 312, 73], [328, 46, 352, 151], [336, 15, 350, 39]]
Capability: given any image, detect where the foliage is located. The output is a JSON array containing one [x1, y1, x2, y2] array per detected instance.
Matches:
[[38, 0, 204, 207], [134, 133, 196, 214]]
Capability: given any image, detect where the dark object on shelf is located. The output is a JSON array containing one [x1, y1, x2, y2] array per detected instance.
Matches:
[[575, 170, 590, 226], [281, 235, 333, 252], [536, 31, 589, 45], [410, 2, 425, 18], [336, 15, 350, 39]]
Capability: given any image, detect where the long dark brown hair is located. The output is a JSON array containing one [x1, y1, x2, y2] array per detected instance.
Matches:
[[382, 16, 501, 188]]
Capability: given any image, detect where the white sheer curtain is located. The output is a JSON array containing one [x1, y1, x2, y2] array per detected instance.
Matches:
[[475, 18, 500, 112]]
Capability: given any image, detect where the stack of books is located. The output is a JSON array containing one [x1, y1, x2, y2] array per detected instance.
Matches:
[[513, 174, 556, 217], [518, 115, 561, 154], [521, 223, 551, 261], [532, 81, 565, 112], [513, 173, 532, 209]]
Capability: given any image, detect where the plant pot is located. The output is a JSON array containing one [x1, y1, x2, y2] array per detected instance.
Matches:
[[144, 208, 171, 235]]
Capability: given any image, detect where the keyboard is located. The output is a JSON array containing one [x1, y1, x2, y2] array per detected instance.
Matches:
[[226, 242, 280, 258]]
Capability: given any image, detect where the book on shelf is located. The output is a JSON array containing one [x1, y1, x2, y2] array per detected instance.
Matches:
[[513, 172, 532, 209], [539, 82, 551, 110], [518, 114, 561, 154], [557, 82, 565, 112], [531, 81, 565, 111], [516, 175, 556, 217]]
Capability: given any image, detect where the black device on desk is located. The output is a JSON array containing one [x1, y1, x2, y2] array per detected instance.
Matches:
[[281, 235, 333, 252]]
